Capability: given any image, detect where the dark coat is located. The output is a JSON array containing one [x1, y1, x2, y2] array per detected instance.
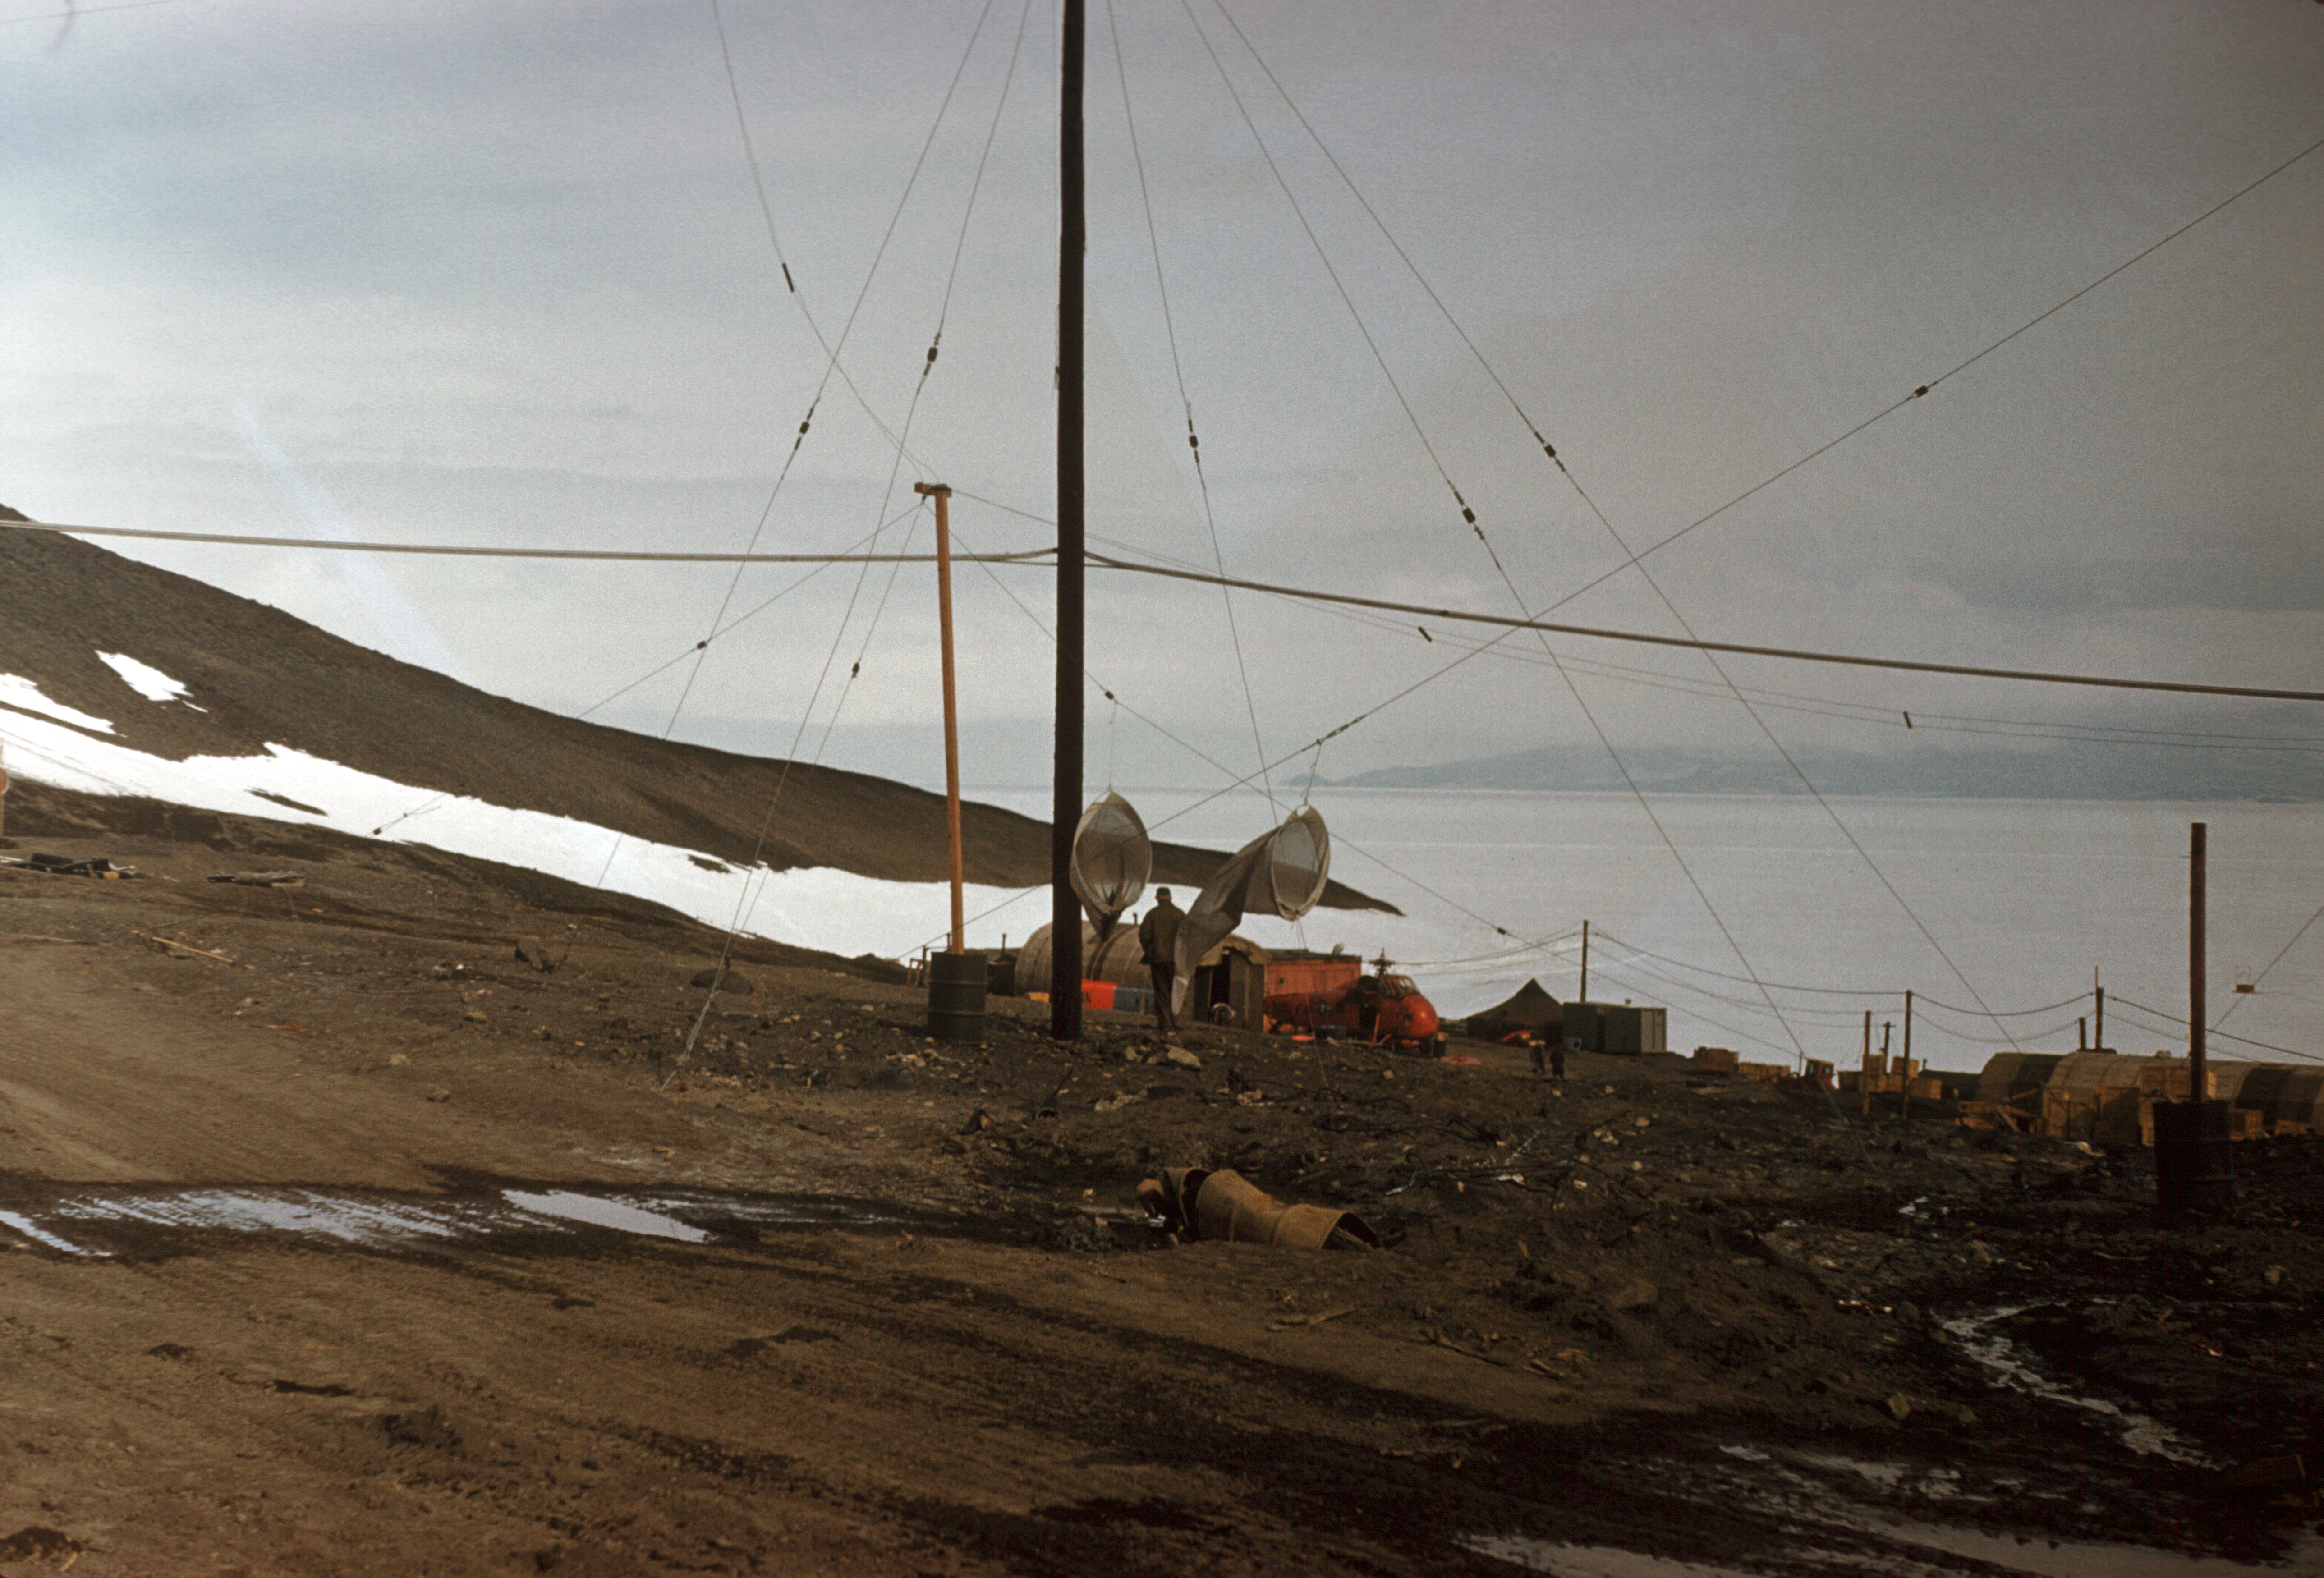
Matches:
[[1137, 900, 1182, 968]]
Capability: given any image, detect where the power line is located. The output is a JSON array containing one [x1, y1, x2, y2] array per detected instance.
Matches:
[[1108, 0, 1275, 810], [0, 520, 1048, 565], [23, 515, 2320, 706], [1185, 0, 1814, 1065], [2215, 901, 2324, 1029], [2110, 995, 2323, 1066], [1078, 531, 2324, 756], [1521, 124, 2324, 621]]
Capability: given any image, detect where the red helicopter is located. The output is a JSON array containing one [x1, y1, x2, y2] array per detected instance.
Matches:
[[1263, 950, 1441, 1050]]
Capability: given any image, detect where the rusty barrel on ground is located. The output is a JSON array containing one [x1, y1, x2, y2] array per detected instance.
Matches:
[[926, 950, 989, 1043], [2153, 1099, 2235, 1212]]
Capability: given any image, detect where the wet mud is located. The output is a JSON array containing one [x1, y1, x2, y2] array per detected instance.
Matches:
[[0, 794, 2319, 1574]]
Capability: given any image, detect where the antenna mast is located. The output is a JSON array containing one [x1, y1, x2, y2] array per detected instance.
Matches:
[[1050, 0, 1087, 1040]]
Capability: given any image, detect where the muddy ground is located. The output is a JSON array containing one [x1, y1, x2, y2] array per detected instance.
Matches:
[[1, 785, 2319, 1577]]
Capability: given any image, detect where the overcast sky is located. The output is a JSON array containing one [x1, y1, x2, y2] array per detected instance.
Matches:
[[5, 0, 2321, 799]]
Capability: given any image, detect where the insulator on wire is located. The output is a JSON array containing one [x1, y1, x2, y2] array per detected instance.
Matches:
[[781, 262, 795, 293]]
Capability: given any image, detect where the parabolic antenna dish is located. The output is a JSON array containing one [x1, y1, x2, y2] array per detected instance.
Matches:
[[1069, 791, 1151, 938], [1266, 806, 1330, 922], [1169, 804, 1334, 1014]]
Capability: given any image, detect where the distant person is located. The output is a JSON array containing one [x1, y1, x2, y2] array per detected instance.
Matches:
[[1138, 888, 1183, 1032]]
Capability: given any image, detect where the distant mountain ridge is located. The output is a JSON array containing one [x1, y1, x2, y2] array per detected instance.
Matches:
[[1310, 743, 2319, 801]]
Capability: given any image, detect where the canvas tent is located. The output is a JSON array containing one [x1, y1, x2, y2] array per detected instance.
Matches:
[[1462, 979, 1562, 1041]]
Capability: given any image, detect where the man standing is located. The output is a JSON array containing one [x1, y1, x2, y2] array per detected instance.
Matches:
[[1137, 887, 1183, 1032]]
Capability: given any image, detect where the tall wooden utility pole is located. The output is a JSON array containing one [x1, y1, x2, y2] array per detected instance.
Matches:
[[1050, 0, 1086, 1041], [914, 482, 965, 954], [1901, 989, 1914, 1119], [1578, 920, 1589, 1004], [2190, 821, 2206, 1097], [1860, 1010, 1873, 1117]]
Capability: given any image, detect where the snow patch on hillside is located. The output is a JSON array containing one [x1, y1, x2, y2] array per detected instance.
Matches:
[[0, 674, 116, 734], [0, 707, 1038, 960], [98, 651, 194, 704]]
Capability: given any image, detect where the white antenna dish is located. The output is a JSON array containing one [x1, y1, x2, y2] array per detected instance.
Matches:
[[1069, 791, 1151, 939]]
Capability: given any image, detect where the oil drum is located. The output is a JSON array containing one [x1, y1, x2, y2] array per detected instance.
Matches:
[[926, 950, 989, 1043], [2152, 1099, 2235, 1212]]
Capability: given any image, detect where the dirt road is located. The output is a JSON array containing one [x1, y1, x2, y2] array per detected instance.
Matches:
[[1, 798, 2319, 1575]]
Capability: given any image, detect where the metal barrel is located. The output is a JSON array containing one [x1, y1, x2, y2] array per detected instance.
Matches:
[[926, 950, 989, 1043], [2153, 1100, 2236, 1212]]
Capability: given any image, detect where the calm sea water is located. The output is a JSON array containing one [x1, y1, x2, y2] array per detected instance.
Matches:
[[969, 785, 2322, 1074]]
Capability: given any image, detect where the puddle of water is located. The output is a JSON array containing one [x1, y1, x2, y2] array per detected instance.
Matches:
[[11, 1186, 911, 1257], [0, 1206, 95, 1255], [1943, 1306, 2210, 1464], [503, 1190, 707, 1243], [63, 1188, 476, 1251]]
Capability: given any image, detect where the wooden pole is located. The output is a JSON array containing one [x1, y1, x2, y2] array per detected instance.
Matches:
[[916, 482, 965, 954], [1050, 0, 1086, 1042], [1578, 919, 1589, 1005], [1901, 989, 1914, 1121], [2190, 821, 2206, 1100], [2094, 981, 2105, 1054], [1861, 1009, 1873, 1117]]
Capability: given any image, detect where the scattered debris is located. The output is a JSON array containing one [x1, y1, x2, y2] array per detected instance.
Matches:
[[1139, 1167, 1378, 1251], [137, 932, 235, 965], [5, 852, 138, 879]]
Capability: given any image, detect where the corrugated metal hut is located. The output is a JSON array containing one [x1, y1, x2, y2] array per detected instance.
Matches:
[[2035, 1051, 2164, 1146], [1974, 1050, 2324, 1143], [1011, 921, 1269, 1027], [1975, 1053, 2065, 1110]]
